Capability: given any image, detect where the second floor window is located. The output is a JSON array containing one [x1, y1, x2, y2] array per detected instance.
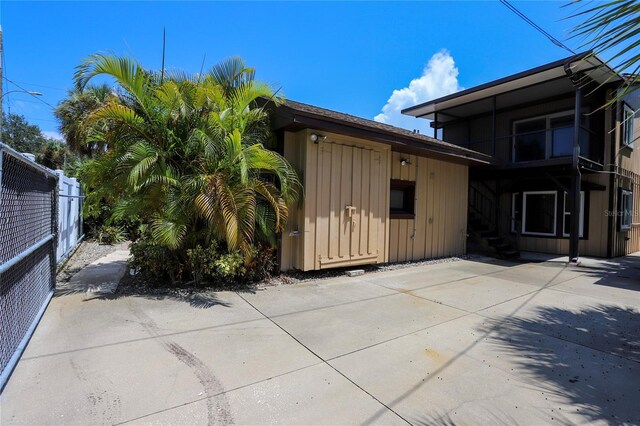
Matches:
[[513, 111, 589, 162]]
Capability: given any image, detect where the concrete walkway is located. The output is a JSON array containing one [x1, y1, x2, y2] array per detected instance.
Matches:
[[1, 253, 640, 425]]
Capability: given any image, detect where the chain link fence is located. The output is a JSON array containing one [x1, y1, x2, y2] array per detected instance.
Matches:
[[0, 142, 58, 391]]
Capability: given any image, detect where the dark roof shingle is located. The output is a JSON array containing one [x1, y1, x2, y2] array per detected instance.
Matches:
[[274, 98, 491, 164]]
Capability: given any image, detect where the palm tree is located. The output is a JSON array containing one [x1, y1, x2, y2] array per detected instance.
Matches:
[[54, 84, 114, 156], [75, 54, 300, 258], [569, 0, 640, 105]]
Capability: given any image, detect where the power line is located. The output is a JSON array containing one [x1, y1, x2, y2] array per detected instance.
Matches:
[[5, 79, 66, 92], [3, 76, 56, 109], [500, 0, 576, 55]]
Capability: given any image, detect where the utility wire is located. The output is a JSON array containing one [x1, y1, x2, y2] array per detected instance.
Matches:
[[500, 0, 576, 55], [3, 76, 55, 109], [5, 79, 66, 92]]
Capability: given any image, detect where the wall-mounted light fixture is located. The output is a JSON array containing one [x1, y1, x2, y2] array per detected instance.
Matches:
[[310, 133, 326, 144], [400, 158, 411, 166]]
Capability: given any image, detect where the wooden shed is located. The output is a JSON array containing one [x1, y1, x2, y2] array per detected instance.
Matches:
[[269, 100, 491, 271]]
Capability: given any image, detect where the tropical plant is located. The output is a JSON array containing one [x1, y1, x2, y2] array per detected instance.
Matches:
[[568, 0, 640, 105], [54, 84, 115, 156], [75, 54, 300, 274], [90, 224, 128, 245]]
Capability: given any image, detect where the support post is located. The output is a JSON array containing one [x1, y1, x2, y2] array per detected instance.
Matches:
[[492, 96, 496, 156], [433, 112, 438, 139], [569, 86, 582, 262]]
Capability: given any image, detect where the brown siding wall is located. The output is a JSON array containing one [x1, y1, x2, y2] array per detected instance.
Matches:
[[612, 90, 640, 256], [280, 129, 470, 270], [388, 152, 468, 262], [501, 173, 610, 258]]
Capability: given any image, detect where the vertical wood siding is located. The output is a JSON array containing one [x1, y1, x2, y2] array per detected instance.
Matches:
[[280, 129, 470, 270], [503, 173, 610, 257], [281, 130, 391, 271], [388, 152, 469, 262], [614, 93, 640, 256]]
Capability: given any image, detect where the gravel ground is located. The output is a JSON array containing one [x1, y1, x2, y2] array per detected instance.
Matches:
[[117, 254, 471, 297], [56, 241, 129, 286], [259, 255, 470, 288], [59, 240, 472, 300]]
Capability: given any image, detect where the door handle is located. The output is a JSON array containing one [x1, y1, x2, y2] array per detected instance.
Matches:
[[345, 205, 357, 217]]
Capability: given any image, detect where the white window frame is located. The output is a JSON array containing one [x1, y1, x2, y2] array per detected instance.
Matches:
[[511, 193, 518, 233], [522, 191, 557, 236], [622, 103, 635, 147], [512, 109, 589, 162], [562, 191, 585, 237], [620, 189, 633, 231]]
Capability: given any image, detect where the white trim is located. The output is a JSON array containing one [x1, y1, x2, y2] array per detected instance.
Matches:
[[620, 189, 633, 230], [511, 193, 518, 233], [522, 191, 557, 236], [562, 191, 585, 237], [622, 103, 635, 147]]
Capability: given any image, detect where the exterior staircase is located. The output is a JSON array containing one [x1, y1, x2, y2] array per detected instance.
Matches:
[[468, 181, 520, 259]]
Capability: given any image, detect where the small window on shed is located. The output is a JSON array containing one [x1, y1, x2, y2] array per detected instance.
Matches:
[[390, 180, 415, 219]]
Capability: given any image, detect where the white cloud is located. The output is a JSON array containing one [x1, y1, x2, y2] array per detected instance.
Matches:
[[43, 131, 64, 142], [374, 50, 462, 135]]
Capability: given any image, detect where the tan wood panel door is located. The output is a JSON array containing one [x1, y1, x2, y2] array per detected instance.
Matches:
[[317, 142, 382, 269]]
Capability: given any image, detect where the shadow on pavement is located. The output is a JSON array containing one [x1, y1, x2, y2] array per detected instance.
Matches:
[[480, 304, 640, 424], [87, 289, 233, 309], [577, 255, 640, 292]]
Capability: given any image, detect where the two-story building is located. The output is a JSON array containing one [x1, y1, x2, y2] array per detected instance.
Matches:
[[403, 52, 640, 260]]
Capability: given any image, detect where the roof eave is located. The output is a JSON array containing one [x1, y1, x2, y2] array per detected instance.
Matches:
[[401, 51, 622, 118], [272, 106, 493, 166]]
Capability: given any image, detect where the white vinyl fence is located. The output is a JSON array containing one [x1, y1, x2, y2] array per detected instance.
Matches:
[[55, 170, 83, 263]]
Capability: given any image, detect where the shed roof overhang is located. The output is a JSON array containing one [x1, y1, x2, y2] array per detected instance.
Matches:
[[267, 99, 493, 166], [401, 52, 623, 125]]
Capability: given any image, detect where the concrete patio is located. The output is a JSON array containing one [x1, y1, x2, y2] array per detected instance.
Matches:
[[1, 254, 639, 425]]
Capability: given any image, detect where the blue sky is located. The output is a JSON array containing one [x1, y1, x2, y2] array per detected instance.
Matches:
[[1, 1, 590, 139]]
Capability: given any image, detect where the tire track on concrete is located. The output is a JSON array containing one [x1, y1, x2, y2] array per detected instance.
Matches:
[[126, 300, 233, 425], [69, 357, 123, 425]]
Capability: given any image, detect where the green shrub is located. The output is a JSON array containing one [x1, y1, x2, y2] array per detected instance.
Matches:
[[90, 224, 127, 245], [129, 232, 183, 285], [244, 246, 278, 282], [215, 252, 246, 280], [185, 243, 221, 286], [130, 236, 277, 287]]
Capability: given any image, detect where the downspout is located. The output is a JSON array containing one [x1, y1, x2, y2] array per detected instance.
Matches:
[[607, 90, 616, 258], [564, 62, 582, 262], [411, 158, 418, 240], [492, 96, 497, 157]]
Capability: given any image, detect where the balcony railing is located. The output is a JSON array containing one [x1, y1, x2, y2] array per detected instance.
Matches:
[[465, 126, 604, 166]]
